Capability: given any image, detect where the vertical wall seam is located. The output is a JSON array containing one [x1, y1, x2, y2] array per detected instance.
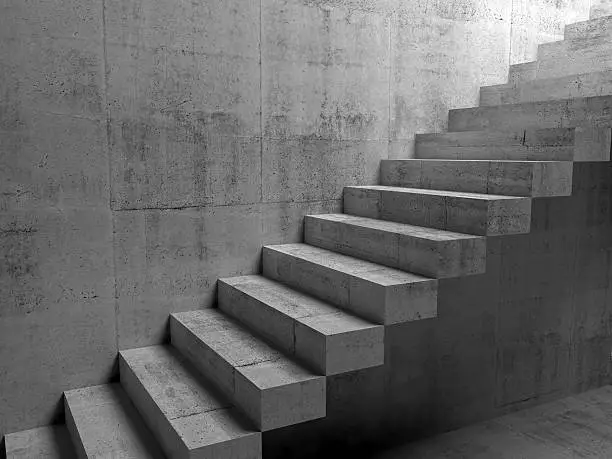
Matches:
[[260, 0, 264, 204], [387, 10, 393, 159], [101, 0, 119, 354]]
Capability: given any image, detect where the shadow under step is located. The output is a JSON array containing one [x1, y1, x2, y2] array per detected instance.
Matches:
[[344, 186, 531, 237], [263, 243, 437, 325], [381, 159, 573, 197], [304, 214, 486, 279], [480, 70, 612, 107], [64, 384, 165, 459], [170, 309, 326, 432], [4, 426, 77, 459], [120, 345, 262, 459], [218, 275, 384, 376], [415, 127, 610, 162]]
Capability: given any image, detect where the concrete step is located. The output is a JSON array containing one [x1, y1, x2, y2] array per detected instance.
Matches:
[[218, 275, 384, 375], [508, 61, 537, 85], [380, 159, 573, 197], [415, 128, 588, 161], [64, 384, 164, 459], [262, 243, 437, 325], [565, 14, 612, 41], [119, 345, 262, 459], [304, 214, 486, 279], [4, 426, 77, 459], [344, 186, 531, 236], [536, 36, 612, 80], [480, 70, 612, 107], [170, 309, 326, 432], [448, 95, 612, 162]]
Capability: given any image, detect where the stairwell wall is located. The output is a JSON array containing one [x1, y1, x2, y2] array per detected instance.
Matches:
[[0, 0, 596, 444]]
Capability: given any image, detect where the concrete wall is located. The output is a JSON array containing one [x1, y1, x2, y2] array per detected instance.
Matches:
[[0, 0, 596, 444]]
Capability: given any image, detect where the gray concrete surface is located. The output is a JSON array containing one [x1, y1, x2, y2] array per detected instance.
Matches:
[[1, 0, 608, 456]]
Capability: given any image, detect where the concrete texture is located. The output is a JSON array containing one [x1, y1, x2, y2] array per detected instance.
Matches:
[[481, 70, 612, 107], [4, 426, 77, 459], [374, 385, 612, 459], [304, 214, 486, 278], [218, 276, 384, 375], [119, 345, 262, 459], [64, 384, 164, 458], [0, 0, 604, 451], [262, 243, 439, 325], [344, 185, 532, 236], [381, 159, 573, 197], [170, 309, 326, 431]]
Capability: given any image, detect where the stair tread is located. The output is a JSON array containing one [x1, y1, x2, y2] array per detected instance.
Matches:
[[220, 275, 380, 333], [348, 185, 526, 201], [264, 243, 434, 285], [64, 384, 164, 459], [307, 214, 482, 241], [119, 345, 260, 452], [171, 309, 321, 388], [4, 426, 77, 459]]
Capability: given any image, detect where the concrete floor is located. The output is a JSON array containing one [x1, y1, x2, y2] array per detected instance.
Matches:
[[374, 385, 612, 458]]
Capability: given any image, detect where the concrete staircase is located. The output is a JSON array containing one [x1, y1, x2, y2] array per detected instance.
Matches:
[[4, 9, 612, 459]]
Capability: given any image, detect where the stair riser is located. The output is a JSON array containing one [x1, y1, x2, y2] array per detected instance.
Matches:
[[171, 315, 326, 432], [343, 188, 532, 237], [262, 247, 438, 325], [537, 40, 612, 80], [119, 356, 188, 459], [304, 216, 486, 278], [480, 72, 612, 107], [64, 402, 88, 459], [218, 281, 296, 356], [380, 160, 573, 197], [509, 62, 537, 85]]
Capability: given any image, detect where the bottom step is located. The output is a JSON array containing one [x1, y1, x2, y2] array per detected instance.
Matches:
[[4, 426, 77, 459], [64, 384, 164, 459]]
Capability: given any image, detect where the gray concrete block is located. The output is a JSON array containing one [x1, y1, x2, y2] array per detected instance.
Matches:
[[219, 275, 384, 375], [234, 359, 326, 432], [262, 243, 438, 325], [447, 94, 612, 152], [304, 214, 486, 278], [415, 128, 578, 161], [508, 61, 537, 85], [481, 70, 612, 107], [119, 346, 261, 459], [170, 309, 326, 431], [4, 426, 77, 459], [536, 35, 612, 80], [381, 159, 573, 197], [64, 384, 165, 459], [591, 1, 612, 19], [344, 186, 532, 236]]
